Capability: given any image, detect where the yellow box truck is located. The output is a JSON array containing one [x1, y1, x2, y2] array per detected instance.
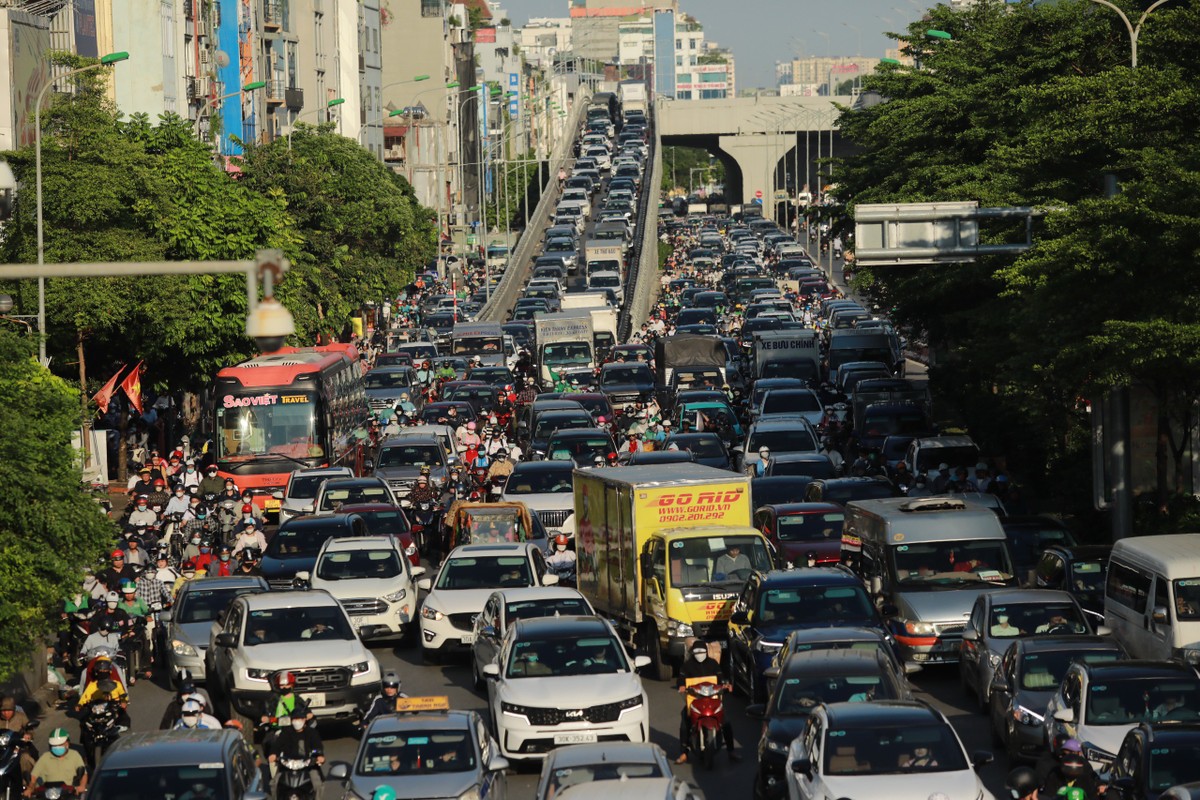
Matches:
[[574, 463, 775, 679]]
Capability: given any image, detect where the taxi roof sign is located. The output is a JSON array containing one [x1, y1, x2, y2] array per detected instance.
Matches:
[[395, 696, 451, 713]]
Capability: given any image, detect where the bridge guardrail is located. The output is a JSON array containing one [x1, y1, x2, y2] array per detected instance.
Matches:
[[617, 111, 659, 342]]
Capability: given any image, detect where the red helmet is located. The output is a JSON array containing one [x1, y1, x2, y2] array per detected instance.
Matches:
[[274, 671, 296, 691], [182, 558, 197, 571], [154, 479, 166, 488], [242, 504, 253, 514], [553, 534, 570, 548]]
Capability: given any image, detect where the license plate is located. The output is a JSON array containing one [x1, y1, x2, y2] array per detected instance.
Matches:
[[303, 693, 326, 708], [460, 633, 475, 645], [554, 732, 598, 745], [264, 498, 281, 510]]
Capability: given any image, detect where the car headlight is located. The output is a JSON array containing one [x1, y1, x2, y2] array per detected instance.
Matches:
[[384, 589, 407, 603], [987, 652, 1001, 669], [667, 618, 694, 638], [617, 695, 644, 712], [1183, 648, 1200, 666], [171, 639, 197, 657], [755, 639, 783, 653], [421, 604, 444, 621], [1013, 705, 1044, 726], [351, 661, 374, 676], [765, 738, 789, 754], [405, 544, 418, 557], [900, 619, 936, 636], [457, 788, 481, 800], [500, 701, 529, 721], [246, 668, 273, 682]]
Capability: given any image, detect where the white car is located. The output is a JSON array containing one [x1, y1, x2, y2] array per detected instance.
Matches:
[[484, 615, 650, 764], [786, 701, 995, 800], [418, 543, 557, 664], [302, 536, 424, 641], [275, 467, 353, 524], [499, 461, 577, 535], [470, 587, 595, 689], [535, 742, 702, 800]]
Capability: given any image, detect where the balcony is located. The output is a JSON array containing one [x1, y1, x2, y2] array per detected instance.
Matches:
[[263, 0, 282, 30], [284, 87, 303, 111], [265, 79, 285, 105]]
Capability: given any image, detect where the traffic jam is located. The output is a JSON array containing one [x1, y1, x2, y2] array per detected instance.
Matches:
[[17, 86, 1200, 800]]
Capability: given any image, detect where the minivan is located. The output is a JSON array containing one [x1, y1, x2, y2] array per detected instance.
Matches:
[[1105, 533, 1200, 663], [841, 496, 1015, 666]]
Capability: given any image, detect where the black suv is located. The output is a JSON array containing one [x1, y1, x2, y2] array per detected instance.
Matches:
[[1107, 722, 1200, 800], [90, 730, 265, 799]]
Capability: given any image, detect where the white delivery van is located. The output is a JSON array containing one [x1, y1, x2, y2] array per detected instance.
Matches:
[[1104, 533, 1200, 662]]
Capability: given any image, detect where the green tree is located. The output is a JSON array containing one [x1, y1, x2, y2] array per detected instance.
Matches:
[[0, 330, 114, 681]]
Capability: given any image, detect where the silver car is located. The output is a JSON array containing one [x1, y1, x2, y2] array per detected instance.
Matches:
[[274, 467, 353, 524], [163, 575, 268, 684], [535, 742, 703, 800]]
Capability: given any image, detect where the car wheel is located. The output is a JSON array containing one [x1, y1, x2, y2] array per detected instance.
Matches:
[[643, 623, 673, 681], [1005, 719, 1020, 762]]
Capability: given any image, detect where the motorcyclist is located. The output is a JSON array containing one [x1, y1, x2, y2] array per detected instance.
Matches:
[[486, 449, 514, 481], [164, 485, 191, 516], [193, 539, 217, 575], [130, 466, 156, 496], [76, 658, 127, 707], [239, 493, 263, 523], [210, 545, 235, 577], [0, 695, 37, 786], [264, 715, 324, 777], [751, 446, 772, 477], [177, 460, 201, 492], [405, 475, 438, 506], [360, 671, 407, 727], [181, 505, 214, 543], [1040, 739, 1105, 798], [171, 698, 221, 731], [1007, 766, 1039, 800], [231, 519, 268, 558], [217, 478, 241, 503], [236, 548, 263, 577], [546, 534, 576, 571], [153, 550, 181, 598], [89, 592, 130, 641], [675, 641, 738, 765], [173, 559, 200, 595], [24, 727, 87, 798], [115, 581, 150, 682], [145, 479, 171, 512], [197, 465, 225, 497], [78, 686, 130, 770], [126, 495, 157, 528], [260, 672, 313, 732]]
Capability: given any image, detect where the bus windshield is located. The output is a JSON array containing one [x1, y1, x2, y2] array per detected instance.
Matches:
[[216, 392, 325, 461]]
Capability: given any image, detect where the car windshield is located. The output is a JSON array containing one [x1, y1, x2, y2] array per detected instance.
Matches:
[[776, 512, 844, 542], [1086, 678, 1200, 725], [987, 602, 1088, 638], [365, 372, 410, 389], [506, 635, 627, 677], [601, 366, 653, 384], [358, 729, 476, 776], [670, 535, 774, 588], [547, 437, 612, 462], [177, 587, 260, 624], [436, 556, 532, 590], [762, 391, 821, 414], [377, 445, 442, 468], [317, 549, 402, 581], [288, 473, 341, 500], [1006, 526, 1075, 569], [266, 524, 348, 558], [89, 765, 230, 800], [1149, 743, 1200, 792], [1070, 560, 1107, 594], [823, 723, 968, 775], [544, 760, 663, 794], [861, 411, 929, 437], [748, 428, 816, 453], [1019, 650, 1120, 691], [319, 485, 390, 510], [244, 605, 354, 643], [534, 415, 593, 440], [544, 343, 591, 364], [504, 470, 575, 494], [758, 585, 874, 626], [505, 597, 591, 623], [890, 541, 1014, 586], [773, 673, 889, 715], [914, 445, 980, 472], [670, 436, 726, 458], [1173, 578, 1200, 620]]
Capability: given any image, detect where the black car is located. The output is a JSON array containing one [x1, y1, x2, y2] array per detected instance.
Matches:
[[1005, 515, 1079, 578], [1034, 543, 1111, 625], [1107, 722, 1200, 800], [748, 650, 912, 800], [728, 568, 885, 702], [527, 408, 595, 457], [766, 453, 836, 479], [803, 476, 899, 504], [664, 432, 732, 470], [418, 401, 477, 425], [752, 476, 816, 508], [88, 730, 265, 800], [260, 513, 369, 589], [598, 362, 655, 407]]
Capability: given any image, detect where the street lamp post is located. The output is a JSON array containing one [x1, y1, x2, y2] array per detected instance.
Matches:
[[288, 97, 345, 150], [1087, 0, 1172, 69], [194, 80, 267, 147], [35, 50, 130, 364]]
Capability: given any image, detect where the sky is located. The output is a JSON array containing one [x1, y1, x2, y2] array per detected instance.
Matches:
[[505, 0, 927, 88]]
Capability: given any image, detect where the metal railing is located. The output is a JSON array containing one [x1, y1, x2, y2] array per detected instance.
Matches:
[[617, 109, 660, 342]]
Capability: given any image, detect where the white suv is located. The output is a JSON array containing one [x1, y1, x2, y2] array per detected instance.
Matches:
[[418, 543, 556, 664], [303, 536, 425, 642], [205, 590, 381, 725]]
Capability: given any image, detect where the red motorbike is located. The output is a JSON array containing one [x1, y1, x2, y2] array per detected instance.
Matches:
[[684, 680, 728, 769]]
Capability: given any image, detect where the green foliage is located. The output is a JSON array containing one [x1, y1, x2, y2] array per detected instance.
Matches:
[[833, 0, 1200, 513], [662, 146, 724, 195], [485, 152, 539, 232], [0, 331, 114, 682]]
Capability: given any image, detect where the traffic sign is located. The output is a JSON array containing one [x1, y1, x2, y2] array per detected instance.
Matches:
[[755, 190, 763, 199], [752, 198, 763, 205]]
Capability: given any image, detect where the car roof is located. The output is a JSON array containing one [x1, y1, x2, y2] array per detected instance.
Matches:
[[1012, 635, 1122, 655], [548, 428, 611, 439], [511, 461, 576, 473], [492, 587, 588, 603], [760, 502, 844, 515], [320, 477, 385, 489], [448, 543, 533, 556], [982, 589, 1078, 605], [99, 730, 240, 768], [292, 466, 354, 477], [1077, 661, 1200, 679], [365, 710, 475, 733], [753, 417, 815, 431], [785, 626, 888, 645], [512, 615, 609, 638], [1045, 544, 1112, 559], [238, 589, 339, 610], [758, 567, 860, 588], [178, 575, 269, 593], [546, 741, 665, 768], [823, 700, 939, 728], [338, 503, 403, 512], [280, 513, 364, 530], [780, 649, 888, 676], [321, 536, 398, 552]]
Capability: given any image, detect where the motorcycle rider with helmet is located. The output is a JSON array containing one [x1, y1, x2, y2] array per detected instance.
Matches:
[[674, 641, 738, 765], [360, 672, 408, 727], [1040, 739, 1105, 798]]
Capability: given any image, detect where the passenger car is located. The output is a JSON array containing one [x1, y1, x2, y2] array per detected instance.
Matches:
[[1044, 660, 1200, 771], [763, 626, 907, 700], [749, 650, 913, 800], [470, 587, 595, 689], [205, 589, 381, 723], [1105, 722, 1200, 800], [535, 742, 702, 800], [89, 729, 265, 800], [275, 466, 354, 525], [543, 428, 618, 467], [373, 435, 453, 496], [483, 616, 650, 763], [663, 432, 732, 470], [802, 476, 898, 504], [752, 503, 845, 567], [987, 636, 1124, 761], [304, 536, 425, 641], [785, 701, 995, 800], [326, 703, 509, 800], [338, 502, 418, 566], [1033, 543, 1111, 625], [728, 568, 884, 702], [1001, 515, 1078, 580], [959, 588, 1095, 708], [259, 513, 369, 589], [499, 461, 577, 534], [313, 477, 397, 515], [740, 417, 820, 473], [163, 575, 268, 684], [418, 543, 557, 663]]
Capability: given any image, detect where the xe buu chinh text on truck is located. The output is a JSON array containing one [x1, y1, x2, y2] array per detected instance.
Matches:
[[573, 463, 776, 680]]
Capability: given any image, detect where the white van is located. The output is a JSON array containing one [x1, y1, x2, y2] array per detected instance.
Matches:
[[1104, 533, 1200, 662]]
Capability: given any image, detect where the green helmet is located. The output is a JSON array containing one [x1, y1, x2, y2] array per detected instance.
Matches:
[[48, 728, 69, 745], [372, 788, 397, 800]]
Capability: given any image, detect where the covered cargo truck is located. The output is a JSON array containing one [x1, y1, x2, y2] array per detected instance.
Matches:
[[574, 464, 774, 679], [534, 313, 594, 390], [752, 329, 820, 383], [654, 334, 728, 391]]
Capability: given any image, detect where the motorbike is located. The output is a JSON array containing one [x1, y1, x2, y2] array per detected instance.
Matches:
[[274, 751, 322, 800], [546, 557, 576, 589], [30, 782, 76, 799], [119, 616, 149, 679], [216, 501, 240, 544], [0, 721, 37, 800], [684, 681, 728, 770], [409, 502, 443, 557], [80, 699, 127, 771]]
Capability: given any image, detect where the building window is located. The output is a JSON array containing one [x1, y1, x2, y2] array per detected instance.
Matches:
[[675, 55, 682, 67], [675, 38, 681, 50], [421, 0, 442, 17]]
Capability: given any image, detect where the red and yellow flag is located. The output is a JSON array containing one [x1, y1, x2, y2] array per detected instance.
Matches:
[[91, 364, 127, 415], [120, 361, 144, 416]]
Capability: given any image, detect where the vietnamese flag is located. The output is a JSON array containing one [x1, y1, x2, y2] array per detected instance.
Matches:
[[91, 364, 126, 415], [120, 361, 144, 416]]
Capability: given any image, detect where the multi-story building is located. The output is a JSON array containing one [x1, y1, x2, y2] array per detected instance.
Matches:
[[569, 0, 676, 65], [359, 0, 383, 156], [616, 7, 733, 100], [778, 55, 879, 95], [516, 17, 571, 68]]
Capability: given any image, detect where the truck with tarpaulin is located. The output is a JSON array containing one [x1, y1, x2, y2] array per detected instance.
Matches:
[[573, 464, 775, 680], [534, 313, 594, 390], [751, 329, 821, 383], [654, 334, 728, 396]]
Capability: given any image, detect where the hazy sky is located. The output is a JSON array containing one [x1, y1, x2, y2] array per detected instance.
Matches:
[[505, 0, 923, 88]]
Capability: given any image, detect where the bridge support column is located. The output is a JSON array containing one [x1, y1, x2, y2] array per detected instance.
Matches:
[[719, 133, 793, 208]]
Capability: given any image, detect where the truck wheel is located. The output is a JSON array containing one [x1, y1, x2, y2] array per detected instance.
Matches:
[[643, 624, 673, 681]]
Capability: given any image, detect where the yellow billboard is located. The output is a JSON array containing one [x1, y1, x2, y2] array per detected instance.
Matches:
[[632, 481, 751, 538]]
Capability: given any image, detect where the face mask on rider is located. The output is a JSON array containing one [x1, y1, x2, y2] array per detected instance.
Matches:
[[243, 515, 254, 523], [187, 466, 196, 473], [191, 537, 201, 545], [556, 544, 567, 552], [291, 718, 306, 732], [50, 745, 68, 757], [181, 714, 199, 728], [692, 650, 708, 663]]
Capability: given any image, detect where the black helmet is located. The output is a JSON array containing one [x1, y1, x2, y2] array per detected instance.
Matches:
[[1059, 752, 1086, 779], [1006, 766, 1038, 798]]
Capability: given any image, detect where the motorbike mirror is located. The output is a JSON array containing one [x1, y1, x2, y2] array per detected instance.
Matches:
[[971, 750, 994, 770], [25, 720, 39, 730], [541, 573, 560, 586], [746, 703, 766, 719], [159, 608, 173, 622], [763, 667, 780, 679], [480, 625, 497, 639], [632, 655, 651, 670]]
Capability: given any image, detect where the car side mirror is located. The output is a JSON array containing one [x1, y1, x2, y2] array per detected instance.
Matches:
[[410, 566, 426, 579], [1152, 606, 1169, 625], [730, 610, 750, 626], [480, 625, 497, 639], [542, 573, 559, 586], [271, 491, 284, 500], [358, 625, 382, 640], [789, 758, 812, 777], [763, 666, 780, 679], [326, 762, 350, 781], [961, 628, 978, 642], [417, 578, 432, 591], [971, 750, 993, 770], [215, 632, 236, 648], [483, 664, 500, 678], [159, 608, 173, 622], [294, 570, 311, 583], [991, 672, 1009, 692], [746, 703, 766, 719], [1053, 707, 1075, 723], [487, 753, 510, 772], [632, 655, 651, 671]]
